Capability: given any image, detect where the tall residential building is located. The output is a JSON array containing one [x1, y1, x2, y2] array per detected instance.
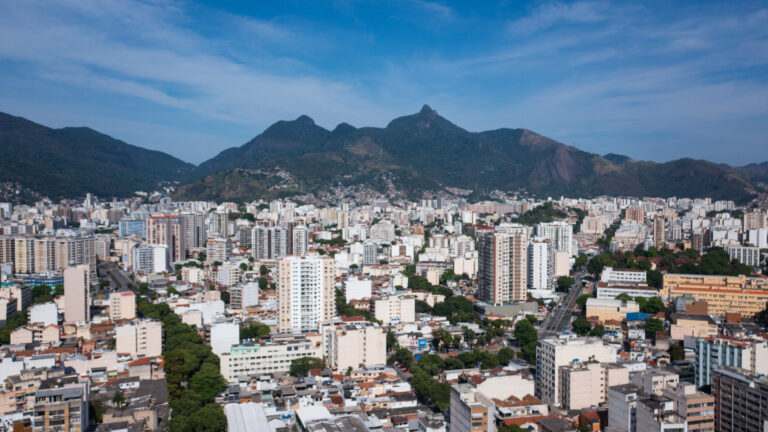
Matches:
[[724, 245, 761, 267], [607, 384, 642, 432], [212, 210, 230, 238], [694, 335, 768, 387], [181, 212, 207, 249], [535, 336, 617, 406], [662, 383, 715, 432], [13, 237, 34, 273], [635, 395, 687, 432], [450, 384, 493, 432], [292, 225, 309, 256], [528, 237, 552, 291], [63, 265, 90, 323], [277, 254, 335, 333], [478, 230, 528, 305], [321, 320, 386, 372], [662, 274, 768, 317], [251, 226, 289, 260], [146, 215, 186, 263], [33, 381, 89, 432], [536, 221, 574, 256], [206, 237, 231, 264], [115, 320, 163, 358], [362, 241, 377, 266], [712, 366, 768, 432], [118, 219, 146, 238], [653, 216, 665, 248], [131, 244, 168, 274], [109, 291, 136, 321]]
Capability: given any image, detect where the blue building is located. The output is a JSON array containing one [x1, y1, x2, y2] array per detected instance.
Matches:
[[119, 219, 146, 239]]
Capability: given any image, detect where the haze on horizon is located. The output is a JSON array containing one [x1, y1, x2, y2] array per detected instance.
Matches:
[[0, 0, 766, 166]]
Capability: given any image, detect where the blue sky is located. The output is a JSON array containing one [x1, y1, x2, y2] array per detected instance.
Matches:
[[1, 0, 767, 165]]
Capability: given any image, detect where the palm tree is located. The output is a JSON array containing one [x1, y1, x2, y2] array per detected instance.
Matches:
[[112, 390, 125, 409]]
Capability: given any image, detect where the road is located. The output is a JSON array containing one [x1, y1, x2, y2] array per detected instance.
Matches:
[[539, 270, 587, 337], [100, 261, 133, 292]]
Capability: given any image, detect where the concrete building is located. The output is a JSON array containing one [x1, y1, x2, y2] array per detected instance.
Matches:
[[109, 291, 136, 321], [725, 245, 762, 267], [596, 282, 658, 300], [663, 383, 714, 432], [292, 225, 309, 256], [181, 211, 207, 249], [478, 230, 528, 306], [712, 366, 768, 432], [373, 293, 416, 325], [32, 382, 89, 432], [277, 254, 335, 333], [230, 282, 259, 311], [115, 320, 163, 359], [28, 302, 58, 326], [536, 221, 574, 256], [607, 384, 641, 432], [345, 276, 372, 301], [601, 267, 647, 284], [362, 241, 377, 266], [694, 335, 768, 387], [321, 320, 386, 372], [632, 370, 680, 396], [219, 335, 322, 382], [206, 237, 231, 264], [661, 273, 768, 317], [450, 383, 494, 432], [528, 237, 552, 292], [146, 214, 186, 263], [131, 244, 168, 273], [63, 265, 89, 323], [557, 361, 628, 410], [652, 216, 665, 248], [636, 395, 686, 432], [535, 336, 617, 406], [210, 321, 240, 357], [585, 298, 640, 323], [251, 226, 289, 260]]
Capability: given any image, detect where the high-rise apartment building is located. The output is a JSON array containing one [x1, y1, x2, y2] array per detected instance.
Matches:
[[251, 226, 289, 260], [536, 221, 574, 256], [478, 230, 528, 305], [131, 244, 168, 273], [277, 254, 335, 333], [528, 237, 552, 291], [181, 212, 207, 249], [372, 293, 416, 324], [712, 366, 768, 432], [535, 336, 617, 406], [292, 225, 309, 256], [63, 265, 90, 323], [653, 216, 665, 248], [146, 215, 186, 263], [212, 210, 230, 238], [205, 237, 231, 264], [694, 335, 768, 387]]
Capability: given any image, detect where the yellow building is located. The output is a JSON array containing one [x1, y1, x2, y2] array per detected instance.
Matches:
[[661, 274, 768, 317]]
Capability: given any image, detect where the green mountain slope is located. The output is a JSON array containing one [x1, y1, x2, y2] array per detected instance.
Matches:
[[0, 112, 194, 199], [188, 105, 764, 202]]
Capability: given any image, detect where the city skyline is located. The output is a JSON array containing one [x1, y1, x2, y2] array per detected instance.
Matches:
[[1, 0, 767, 165]]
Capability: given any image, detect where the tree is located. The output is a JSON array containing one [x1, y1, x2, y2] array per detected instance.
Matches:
[[259, 265, 269, 276], [112, 390, 125, 409], [641, 296, 665, 314], [386, 331, 398, 351], [239, 262, 248, 272], [668, 344, 684, 361], [497, 348, 515, 365], [556, 276, 575, 291], [572, 316, 592, 336], [394, 347, 414, 369], [514, 320, 538, 363], [241, 322, 270, 341], [646, 270, 663, 288], [755, 302, 768, 328], [575, 294, 591, 309], [644, 318, 664, 338], [289, 357, 325, 377], [615, 293, 632, 302], [574, 254, 588, 269], [589, 324, 605, 337]]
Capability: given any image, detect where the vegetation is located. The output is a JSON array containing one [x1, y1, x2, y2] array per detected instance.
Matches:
[[668, 344, 684, 361], [31, 284, 63, 304], [513, 319, 538, 363], [644, 318, 665, 338], [0, 310, 28, 344], [289, 357, 325, 377], [335, 289, 381, 323], [515, 202, 568, 225], [571, 316, 592, 336], [137, 299, 227, 432], [556, 276, 574, 291], [240, 322, 270, 341]]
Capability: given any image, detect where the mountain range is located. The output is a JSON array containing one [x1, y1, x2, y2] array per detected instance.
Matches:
[[1, 107, 766, 203]]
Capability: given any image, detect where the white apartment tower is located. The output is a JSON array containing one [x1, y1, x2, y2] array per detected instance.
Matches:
[[277, 254, 335, 333], [528, 237, 552, 291], [535, 221, 574, 256]]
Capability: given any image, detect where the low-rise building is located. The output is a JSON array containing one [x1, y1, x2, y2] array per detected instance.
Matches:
[[219, 335, 321, 382]]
